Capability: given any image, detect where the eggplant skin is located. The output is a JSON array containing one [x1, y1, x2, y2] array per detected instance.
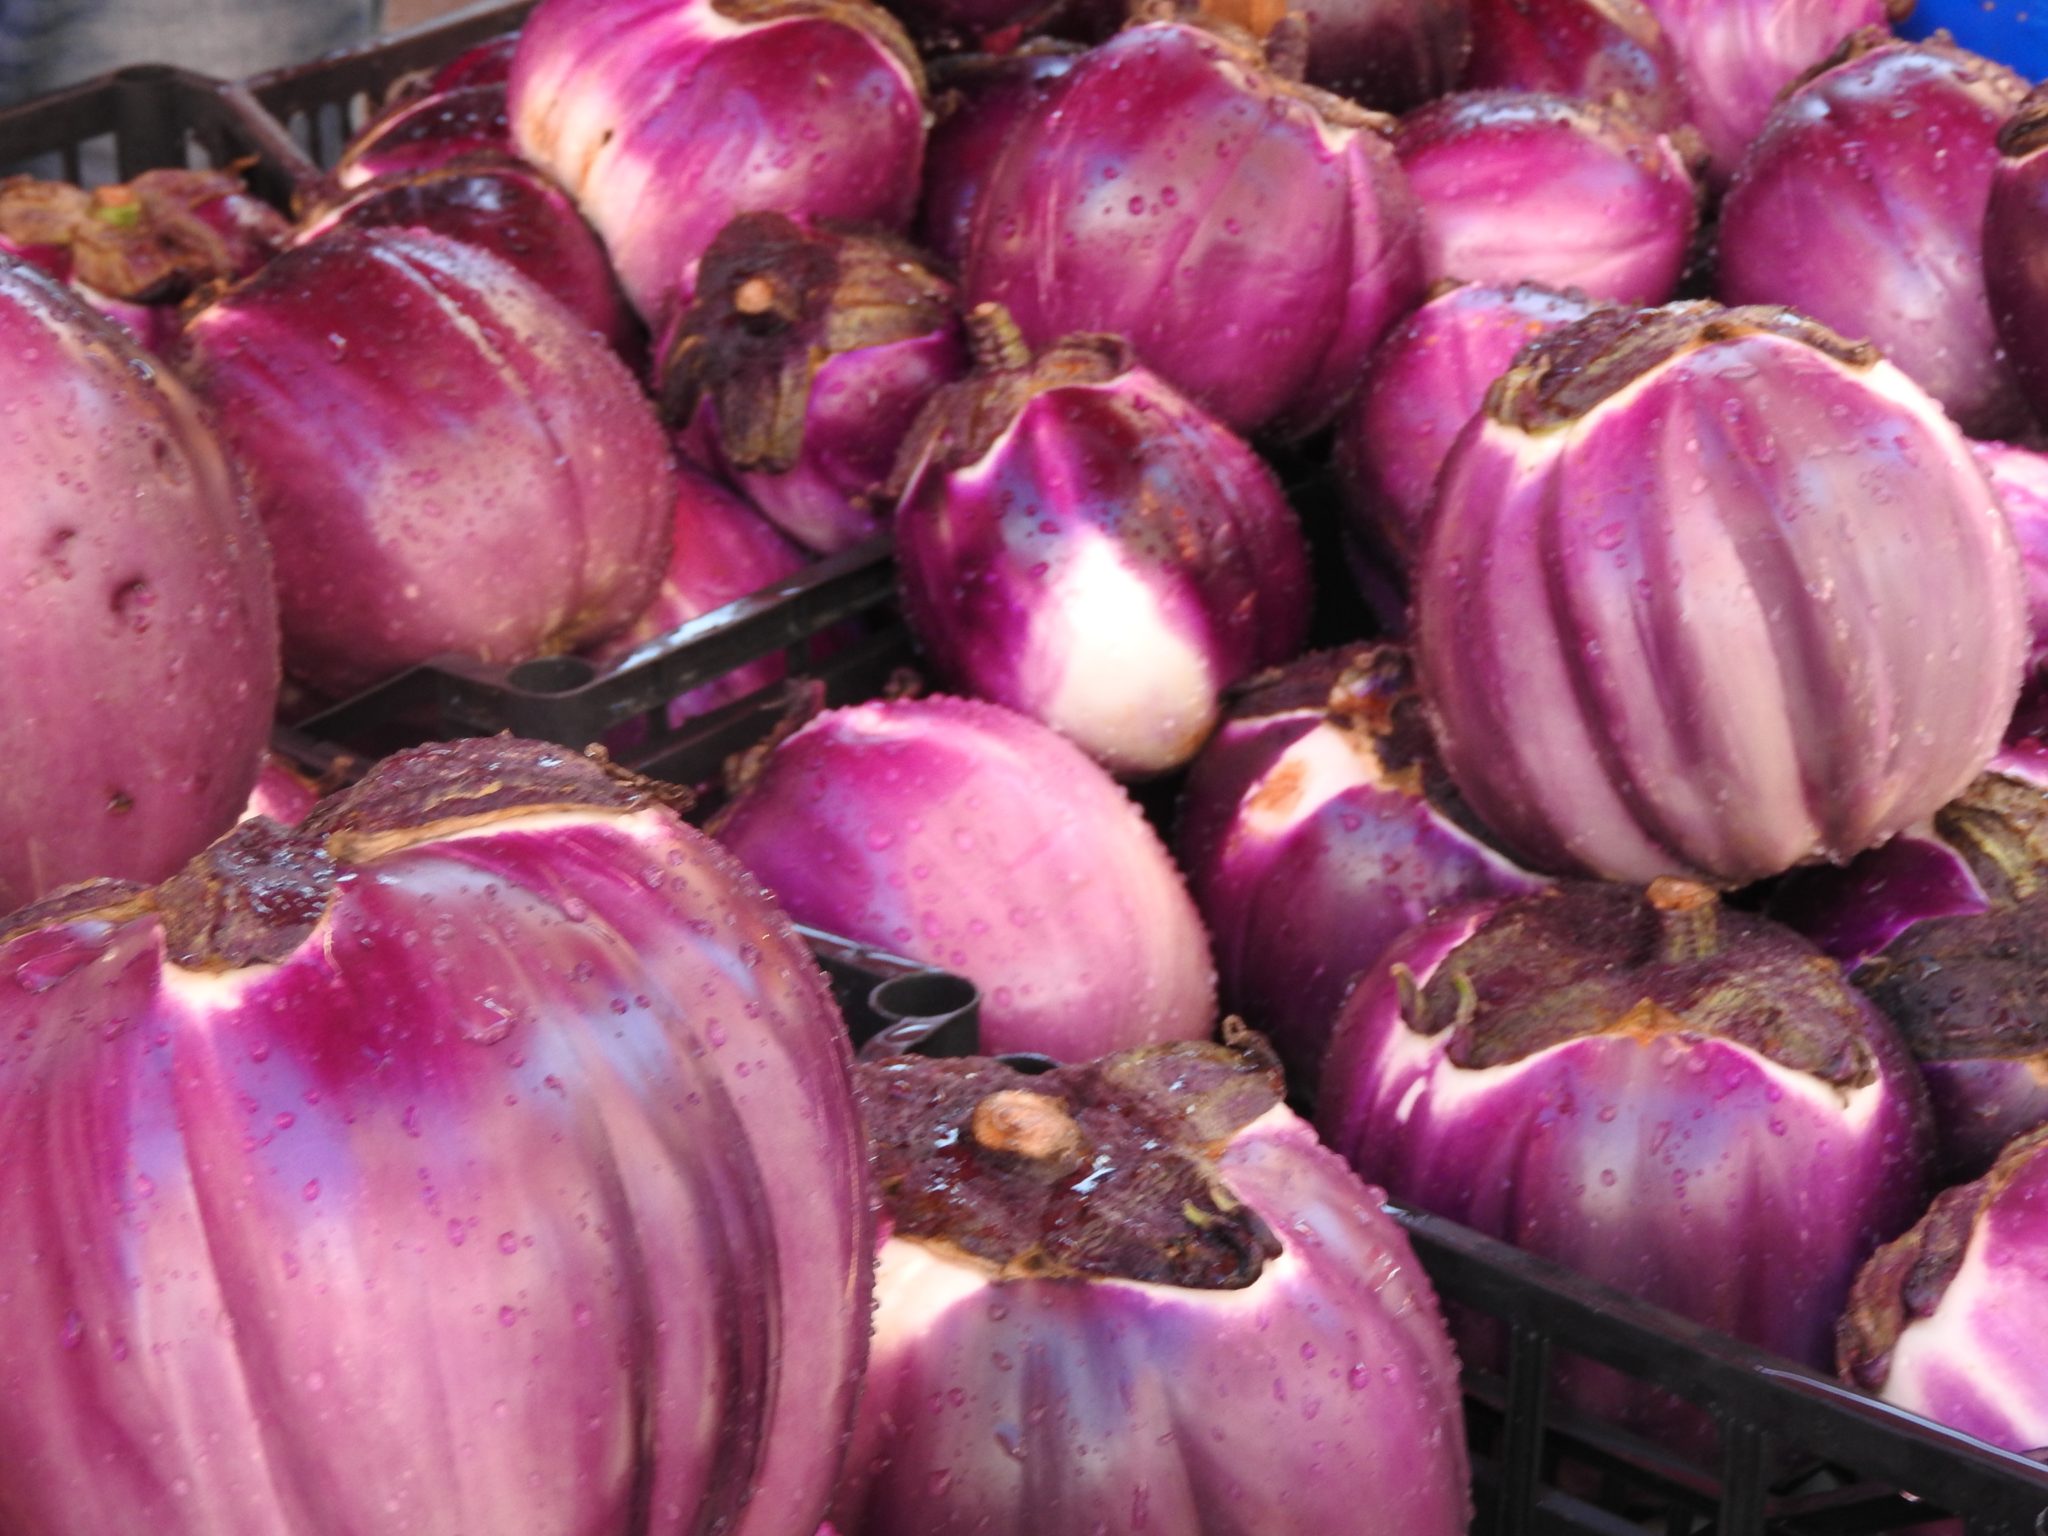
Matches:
[[1839, 1122, 2048, 1454], [1319, 886, 1935, 1448], [835, 1105, 1473, 1536], [1414, 305, 2028, 888], [0, 739, 873, 1536], [0, 255, 278, 911]]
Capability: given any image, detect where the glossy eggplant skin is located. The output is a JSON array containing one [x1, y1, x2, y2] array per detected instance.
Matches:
[[1414, 304, 2026, 888], [176, 228, 674, 698], [962, 19, 1425, 437], [895, 331, 1310, 777], [710, 695, 1218, 1060], [1320, 883, 1934, 1445], [0, 256, 278, 910], [836, 1041, 1470, 1536], [1719, 33, 2030, 438], [509, 0, 926, 332], [0, 739, 873, 1536]]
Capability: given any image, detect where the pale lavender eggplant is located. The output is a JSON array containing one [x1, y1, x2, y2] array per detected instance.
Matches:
[[708, 695, 1217, 1059], [1636, 0, 1894, 181], [1974, 441, 2048, 682], [1772, 746, 2048, 1178], [1415, 303, 2028, 887], [1335, 280, 1600, 569], [962, 18, 1425, 437], [582, 459, 811, 723], [893, 313, 1311, 776], [335, 82, 513, 189], [1841, 1123, 2048, 1452], [1319, 880, 1934, 1443], [1463, 0, 1688, 131], [509, 0, 926, 334], [835, 1038, 1471, 1536], [1173, 645, 1548, 1081], [661, 213, 961, 556], [0, 738, 871, 1536], [1395, 91, 1698, 305], [1987, 86, 2048, 434], [175, 228, 674, 699], [919, 45, 1081, 270], [1718, 32, 2029, 438], [298, 159, 639, 358], [238, 750, 322, 826], [0, 255, 278, 912]]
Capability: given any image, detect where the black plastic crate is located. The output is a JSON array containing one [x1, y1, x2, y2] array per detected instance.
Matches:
[[239, 0, 534, 172], [287, 531, 910, 768], [0, 61, 303, 203]]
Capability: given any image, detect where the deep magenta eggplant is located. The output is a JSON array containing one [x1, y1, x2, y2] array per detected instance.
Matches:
[[0, 738, 872, 1536], [1174, 645, 1548, 1081], [1319, 880, 1934, 1442], [962, 18, 1425, 437], [1635, 0, 1894, 181], [1771, 747, 2048, 1178], [1718, 32, 2029, 438], [661, 213, 962, 556], [298, 159, 638, 358], [919, 45, 1081, 270], [0, 170, 289, 349], [709, 695, 1217, 1059], [0, 255, 278, 911], [509, 0, 926, 333], [175, 227, 674, 698], [1462, 0, 1688, 131], [334, 82, 513, 188], [834, 1034, 1472, 1536], [1840, 1124, 2048, 1452], [582, 458, 811, 723], [1414, 303, 2027, 887], [1987, 85, 2048, 433], [1335, 280, 1601, 572], [1395, 91, 1699, 305], [893, 308, 1311, 776]]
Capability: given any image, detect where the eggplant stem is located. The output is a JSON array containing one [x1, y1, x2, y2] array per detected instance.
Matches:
[[1647, 876, 1721, 963], [966, 302, 1032, 374], [971, 1089, 1087, 1163]]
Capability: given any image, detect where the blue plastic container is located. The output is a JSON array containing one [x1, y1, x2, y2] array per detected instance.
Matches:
[[1901, 0, 2048, 79]]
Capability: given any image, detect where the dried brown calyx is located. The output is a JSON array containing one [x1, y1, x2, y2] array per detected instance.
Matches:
[[8, 740, 684, 974], [858, 1030, 1285, 1287], [0, 170, 286, 301], [886, 303, 1128, 488], [1998, 81, 2048, 158], [1220, 643, 1495, 837], [1837, 1122, 2048, 1390], [1487, 302, 1879, 433], [1855, 768, 2048, 1063], [1396, 881, 1882, 1086], [658, 212, 955, 468]]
